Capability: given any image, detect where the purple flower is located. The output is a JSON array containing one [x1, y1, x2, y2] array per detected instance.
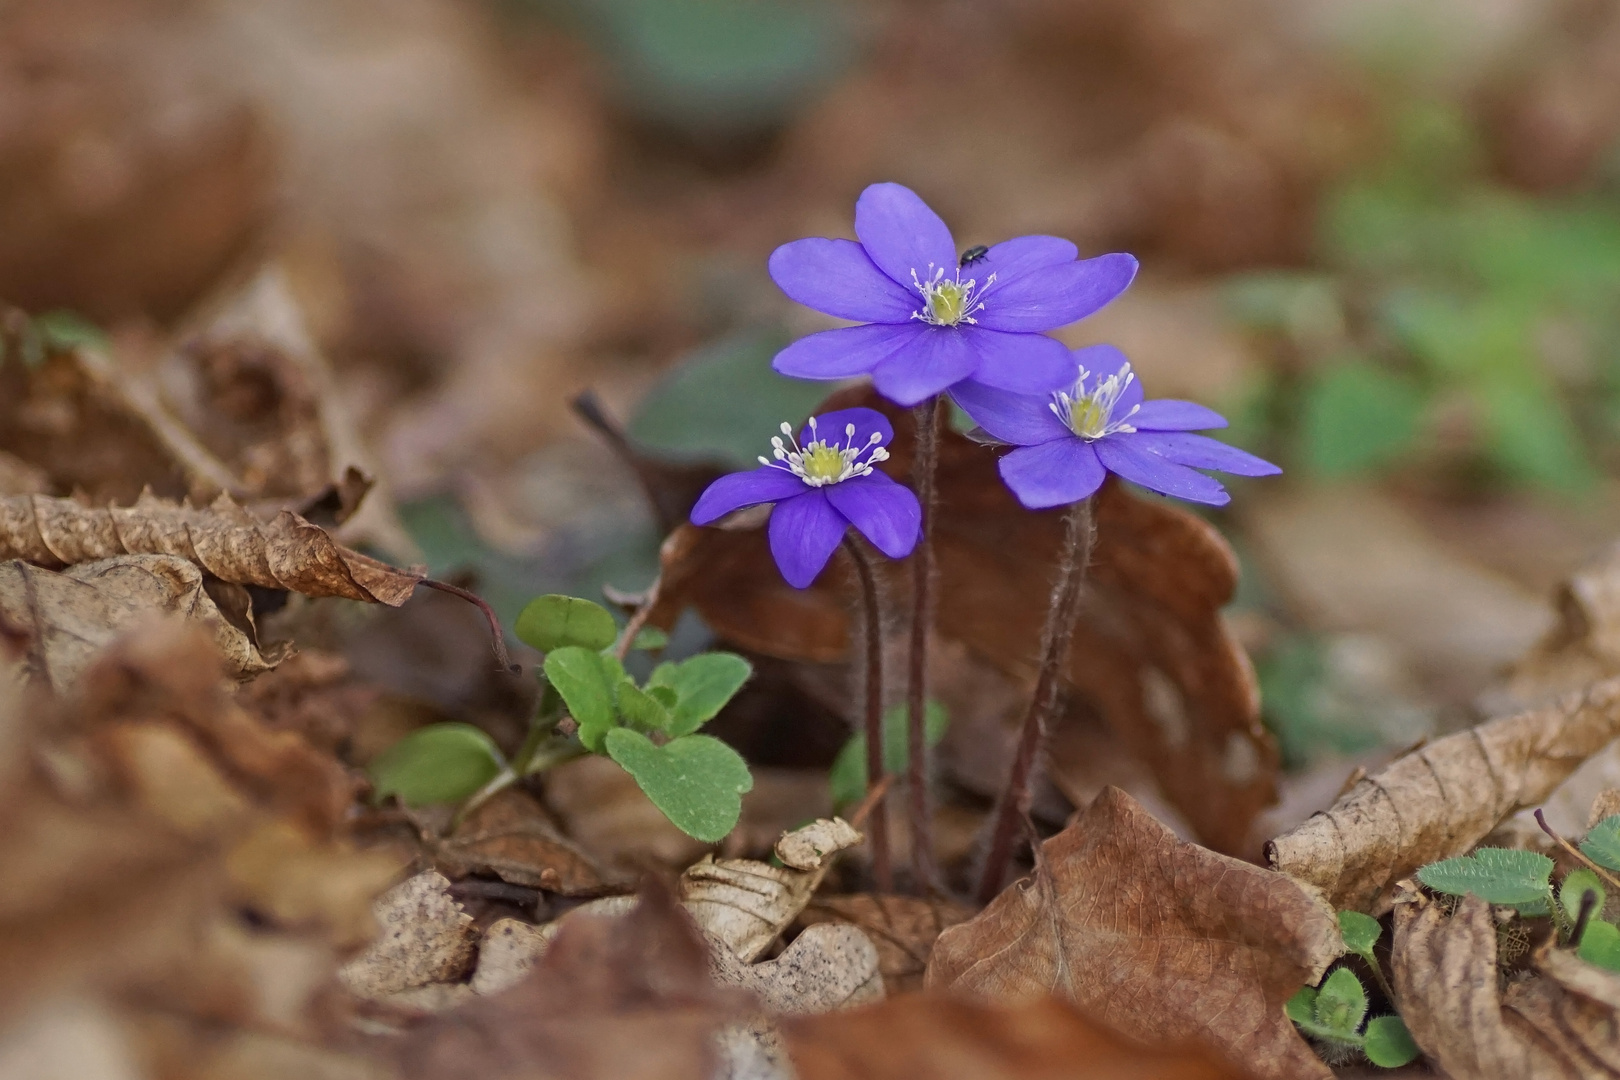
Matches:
[[768, 182, 1139, 408], [690, 407, 921, 588], [951, 344, 1280, 509]]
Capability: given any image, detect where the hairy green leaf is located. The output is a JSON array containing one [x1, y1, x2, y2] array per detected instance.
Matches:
[[1579, 919, 1620, 972], [828, 700, 949, 808], [1416, 847, 1554, 906], [1581, 815, 1620, 872], [1363, 1015, 1420, 1068], [368, 723, 505, 807], [604, 729, 753, 843], [618, 679, 674, 733], [649, 652, 752, 737], [544, 647, 620, 751], [1561, 868, 1607, 925], [1314, 968, 1368, 1036], [515, 594, 618, 653], [1338, 910, 1383, 959]]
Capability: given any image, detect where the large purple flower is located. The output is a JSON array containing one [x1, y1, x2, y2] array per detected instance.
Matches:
[[690, 407, 921, 588], [768, 183, 1138, 408], [951, 344, 1280, 509]]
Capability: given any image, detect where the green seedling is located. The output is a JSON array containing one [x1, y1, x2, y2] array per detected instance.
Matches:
[[1286, 914, 1418, 1069], [828, 700, 948, 809], [1416, 847, 1555, 914]]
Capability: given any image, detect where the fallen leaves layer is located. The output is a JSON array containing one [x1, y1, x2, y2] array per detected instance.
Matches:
[[799, 895, 975, 994], [1268, 676, 1620, 915], [649, 386, 1276, 857], [926, 787, 1339, 1080], [782, 993, 1248, 1080], [0, 491, 421, 605], [434, 789, 610, 896]]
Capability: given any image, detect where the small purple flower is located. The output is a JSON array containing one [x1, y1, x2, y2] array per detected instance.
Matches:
[[951, 344, 1281, 509], [690, 407, 921, 588], [768, 182, 1139, 408]]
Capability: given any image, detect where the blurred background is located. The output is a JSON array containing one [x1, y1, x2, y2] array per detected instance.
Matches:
[[9, 0, 1620, 857]]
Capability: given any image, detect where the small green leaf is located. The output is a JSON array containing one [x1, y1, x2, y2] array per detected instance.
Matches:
[[1578, 919, 1620, 972], [828, 701, 950, 808], [1416, 848, 1555, 906], [1561, 868, 1607, 924], [1581, 815, 1620, 872], [1363, 1015, 1420, 1068], [1284, 986, 1317, 1026], [1314, 968, 1368, 1036], [604, 729, 753, 843], [648, 685, 678, 710], [1300, 359, 1425, 477], [657, 652, 752, 736], [1338, 910, 1383, 959], [368, 723, 505, 807], [544, 646, 619, 751], [618, 679, 674, 733], [34, 309, 107, 352], [630, 626, 670, 652], [516, 595, 619, 653]]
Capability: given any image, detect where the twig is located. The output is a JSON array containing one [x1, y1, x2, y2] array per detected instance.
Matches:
[[844, 535, 892, 893], [615, 573, 663, 662], [906, 396, 942, 892], [977, 496, 1096, 904], [419, 578, 516, 673], [1535, 808, 1620, 892], [846, 773, 897, 831]]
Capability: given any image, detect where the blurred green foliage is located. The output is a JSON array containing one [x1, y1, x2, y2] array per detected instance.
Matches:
[[1225, 99, 1620, 494]]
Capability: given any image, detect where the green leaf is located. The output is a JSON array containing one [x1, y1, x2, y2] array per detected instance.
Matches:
[[1578, 919, 1620, 972], [1284, 986, 1317, 1026], [515, 595, 618, 653], [1581, 815, 1620, 872], [34, 310, 107, 352], [604, 729, 753, 843], [653, 652, 752, 737], [1416, 848, 1555, 906], [618, 679, 674, 733], [1338, 910, 1383, 959], [828, 701, 950, 808], [647, 685, 678, 710], [1561, 869, 1607, 924], [544, 647, 620, 751], [629, 626, 669, 652], [367, 723, 505, 807], [1300, 359, 1425, 477], [1314, 968, 1368, 1036], [1478, 378, 1598, 495], [1363, 1015, 1421, 1068]]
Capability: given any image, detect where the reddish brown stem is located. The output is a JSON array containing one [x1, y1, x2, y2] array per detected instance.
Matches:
[[906, 396, 941, 892], [418, 578, 516, 672], [844, 534, 892, 892], [976, 497, 1095, 904]]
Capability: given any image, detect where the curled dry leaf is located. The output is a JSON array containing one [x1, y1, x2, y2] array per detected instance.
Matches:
[[0, 490, 420, 606], [775, 816, 861, 871], [647, 386, 1276, 856], [798, 894, 975, 994], [781, 993, 1248, 1080], [0, 555, 274, 688], [709, 922, 883, 1014], [1504, 540, 1620, 706], [1268, 677, 1620, 915], [1392, 887, 1620, 1078], [926, 787, 1338, 1080], [434, 788, 612, 896]]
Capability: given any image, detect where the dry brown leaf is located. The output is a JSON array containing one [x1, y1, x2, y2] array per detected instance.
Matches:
[[0, 555, 274, 688], [1267, 677, 1620, 915], [781, 993, 1249, 1080], [392, 882, 749, 1080], [926, 787, 1338, 1080], [648, 386, 1276, 856], [775, 817, 861, 872], [799, 894, 975, 994], [339, 872, 477, 1001], [1506, 540, 1620, 706], [1392, 888, 1620, 1078], [709, 922, 884, 1015], [434, 788, 610, 896]]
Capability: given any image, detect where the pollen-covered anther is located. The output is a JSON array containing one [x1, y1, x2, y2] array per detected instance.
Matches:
[[1050, 362, 1141, 441], [761, 416, 889, 487], [909, 263, 993, 327]]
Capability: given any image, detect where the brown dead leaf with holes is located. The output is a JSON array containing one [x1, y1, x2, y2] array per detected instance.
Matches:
[[799, 895, 975, 994], [647, 385, 1276, 857], [1267, 676, 1620, 915], [1392, 888, 1620, 1078], [782, 993, 1250, 1080], [926, 787, 1339, 1080]]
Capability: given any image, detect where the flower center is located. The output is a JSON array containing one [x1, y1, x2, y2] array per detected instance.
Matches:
[[910, 265, 993, 327], [761, 417, 890, 488], [1050, 362, 1140, 440]]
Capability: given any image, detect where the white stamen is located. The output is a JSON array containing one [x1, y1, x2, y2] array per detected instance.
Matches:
[[1049, 362, 1140, 440], [759, 415, 891, 487], [908, 262, 994, 327]]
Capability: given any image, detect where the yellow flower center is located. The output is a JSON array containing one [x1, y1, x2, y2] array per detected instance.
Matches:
[[1051, 362, 1141, 441], [926, 281, 970, 326], [800, 443, 847, 482], [910, 265, 992, 327]]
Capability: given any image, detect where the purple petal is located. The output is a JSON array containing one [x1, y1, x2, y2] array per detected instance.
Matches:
[[768, 238, 917, 323], [1095, 436, 1230, 506], [870, 326, 979, 407], [767, 490, 848, 588], [960, 326, 1075, 395], [824, 472, 921, 559], [1131, 399, 1228, 431], [773, 323, 926, 381], [975, 253, 1139, 333], [854, 182, 956, 292], [799, 407, 893, 449], [691, 467, 809, 524], [1075, 343, 1129, 389], [949, 379, 1071, 447], [1131, 431, 1280, 476], [977, 236, 1079, 284], [998, 439, 1106, 510]]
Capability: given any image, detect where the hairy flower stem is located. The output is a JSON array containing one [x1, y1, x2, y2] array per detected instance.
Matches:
[[907, 397, 942, 892], [977, 496, 1096, 904], [844, 534, 892, 892]]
